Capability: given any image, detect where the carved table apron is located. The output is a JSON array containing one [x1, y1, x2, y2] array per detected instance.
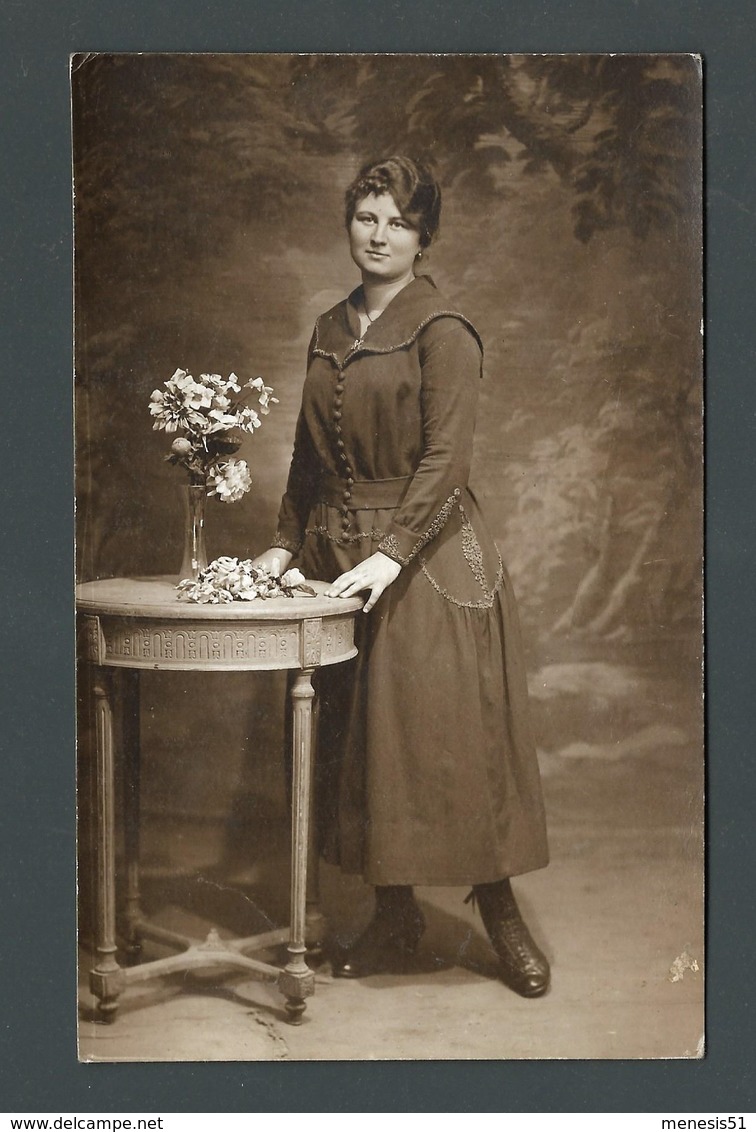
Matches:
[[76, 576, 363, 1024]]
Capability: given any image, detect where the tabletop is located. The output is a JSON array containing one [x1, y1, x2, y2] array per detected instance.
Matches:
[[76, 576, 363, 620], [76, 576, 364, 671]]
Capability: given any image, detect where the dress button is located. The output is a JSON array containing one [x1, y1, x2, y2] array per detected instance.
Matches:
[[333, 410, 342, 420], [335, 382, 345, 394], [337, 439, 345, 450], [346, 476, 354, 487], [343, 490, 352, 502]]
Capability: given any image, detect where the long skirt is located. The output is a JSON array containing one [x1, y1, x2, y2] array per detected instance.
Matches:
[[299, 489, 549, 886]]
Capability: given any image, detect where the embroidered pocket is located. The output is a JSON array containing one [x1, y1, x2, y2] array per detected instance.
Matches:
[[419, 502, 503, 609]]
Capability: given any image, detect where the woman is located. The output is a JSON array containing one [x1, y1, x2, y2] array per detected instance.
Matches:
[[254, 155, 550, 997]]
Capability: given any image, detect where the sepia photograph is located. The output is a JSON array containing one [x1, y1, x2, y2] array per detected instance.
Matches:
[[73, 52, 703, 1062]]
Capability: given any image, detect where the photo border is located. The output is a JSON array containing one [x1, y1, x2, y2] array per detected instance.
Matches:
[[2, 0, 753, 1113]]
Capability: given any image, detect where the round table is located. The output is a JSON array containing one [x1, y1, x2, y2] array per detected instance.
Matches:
[[76, 576, 363, 1024]]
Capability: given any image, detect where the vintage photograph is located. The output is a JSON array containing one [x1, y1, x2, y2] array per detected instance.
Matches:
[[73, 53, 703, 1061]]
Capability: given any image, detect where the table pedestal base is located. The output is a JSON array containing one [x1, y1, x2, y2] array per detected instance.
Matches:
[[89, 922, 315, 1025]]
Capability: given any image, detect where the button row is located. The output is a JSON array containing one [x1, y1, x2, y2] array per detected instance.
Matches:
[[333, 369, 354, 535]]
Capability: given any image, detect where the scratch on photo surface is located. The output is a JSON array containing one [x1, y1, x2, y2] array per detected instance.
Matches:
[[196, 874, 275, 922]]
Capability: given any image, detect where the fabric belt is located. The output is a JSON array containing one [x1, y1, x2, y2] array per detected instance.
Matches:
[[316, 472, 412, 510]]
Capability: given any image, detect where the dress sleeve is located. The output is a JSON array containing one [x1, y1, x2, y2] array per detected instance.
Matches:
[[377, 317, 483, 566], [271, 334, 319, 555]]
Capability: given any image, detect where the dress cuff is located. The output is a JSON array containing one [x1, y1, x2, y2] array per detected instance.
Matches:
[[377, 534, 405, 566], [271, 531, 302, 555], [377, 489, 461, 566]]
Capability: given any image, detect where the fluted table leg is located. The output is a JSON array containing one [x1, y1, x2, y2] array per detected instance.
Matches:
[[120, 669, 142, 956], [279, 667, 316, 1024], [89, 668, 124, 1021], [305, 692, 326, 953]]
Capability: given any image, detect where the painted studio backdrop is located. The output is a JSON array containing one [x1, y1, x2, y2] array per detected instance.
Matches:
[[73, 54, 703, 1058]]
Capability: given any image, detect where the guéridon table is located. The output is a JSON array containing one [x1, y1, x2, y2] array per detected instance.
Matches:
[[76, 576, 363, 1024]]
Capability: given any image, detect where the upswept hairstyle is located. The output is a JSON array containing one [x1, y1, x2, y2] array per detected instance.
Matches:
[[344, 155, 442, 248]]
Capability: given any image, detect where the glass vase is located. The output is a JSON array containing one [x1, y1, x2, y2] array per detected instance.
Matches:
[[179, 483, 209, 580]]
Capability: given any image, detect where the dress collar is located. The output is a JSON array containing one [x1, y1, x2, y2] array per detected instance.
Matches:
[[311, 275, 482, 367]]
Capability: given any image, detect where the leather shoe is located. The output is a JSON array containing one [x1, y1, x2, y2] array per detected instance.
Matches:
[[471, 879, 550, 998], [332, 888, 425, 979]]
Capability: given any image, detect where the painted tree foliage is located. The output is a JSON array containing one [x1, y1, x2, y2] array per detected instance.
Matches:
[[74, 54, 701, 639], [291, 54, 702, 638]]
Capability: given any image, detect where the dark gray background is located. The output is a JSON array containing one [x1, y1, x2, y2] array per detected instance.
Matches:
[[2, 0, 753, 1113]]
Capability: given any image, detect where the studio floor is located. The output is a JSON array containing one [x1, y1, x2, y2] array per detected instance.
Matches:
[[78, 650, 704, 1062]]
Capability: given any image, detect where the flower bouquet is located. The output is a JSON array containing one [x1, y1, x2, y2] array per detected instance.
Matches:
[[176, 557, 316, 604], [148, 368, 278, 579], [149, 368, 277, 502]]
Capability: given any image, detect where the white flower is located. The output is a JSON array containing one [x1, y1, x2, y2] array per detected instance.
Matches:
[[183, 382, 213, 411], [149, 387, 185, 433], [207, 458, 252, 503], [169, 370, 199, 396], [206, 408, 241, 433], [246, 376, 278, 414], [237, 406, 262, 432]]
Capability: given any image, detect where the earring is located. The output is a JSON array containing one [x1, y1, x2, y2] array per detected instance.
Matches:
[[416, 250, 423, 260]]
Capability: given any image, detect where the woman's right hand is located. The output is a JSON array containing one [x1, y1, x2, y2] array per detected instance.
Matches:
[[250, 547, 294, 576]]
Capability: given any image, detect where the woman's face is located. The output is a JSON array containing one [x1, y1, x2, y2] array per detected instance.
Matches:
[[349, 192, 422, 284]]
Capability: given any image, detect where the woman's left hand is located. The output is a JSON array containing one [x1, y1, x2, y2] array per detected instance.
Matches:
[[325, 551, 402, 613]]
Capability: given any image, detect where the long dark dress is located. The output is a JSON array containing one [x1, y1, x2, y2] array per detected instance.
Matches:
[[273, 275, 548, 886]]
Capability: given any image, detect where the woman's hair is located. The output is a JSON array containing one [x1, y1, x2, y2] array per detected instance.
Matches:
[[344, 155, 441, 248]]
